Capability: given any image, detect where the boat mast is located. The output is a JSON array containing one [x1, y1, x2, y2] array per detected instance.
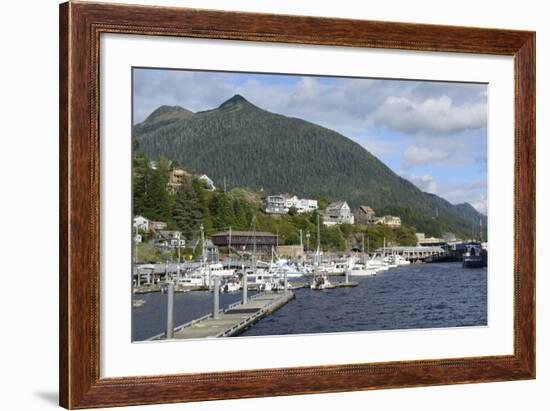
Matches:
[[252, 216, 257, 277], [316, 213, 321, 264], [134, 224, 138, 266], [361, 233, 365, 264], [228, 226, 232, 257]]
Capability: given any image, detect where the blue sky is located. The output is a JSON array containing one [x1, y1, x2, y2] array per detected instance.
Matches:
[[133, 68, 488, 213]]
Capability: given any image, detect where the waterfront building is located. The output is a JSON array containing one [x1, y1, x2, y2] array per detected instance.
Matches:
[[263, 195, 286, 214], [322, 201, 354, 226], [211, 230, 278, 257], [374, 215, 402, 227], [354, 205, 376, 224], [416, 233, 446, 246], [198, 174, 216, 191], [133, 215, 150, 232], [376, 246, 445, 260]]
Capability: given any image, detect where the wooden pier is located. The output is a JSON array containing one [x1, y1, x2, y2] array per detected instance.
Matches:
[[149, 290, 295, 340]]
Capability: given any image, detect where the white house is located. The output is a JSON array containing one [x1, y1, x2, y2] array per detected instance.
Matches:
[[133, 215, 150, 232], [282, 195, 318, 213], [154, 230, 186, 249], [322, 201, 354, 226], [374, 215, 402, 227], [263, 195, 286, 214], [199, 174, 216, 191]]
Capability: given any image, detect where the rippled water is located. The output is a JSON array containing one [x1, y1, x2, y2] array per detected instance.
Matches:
[[133, 262, 487, 341]]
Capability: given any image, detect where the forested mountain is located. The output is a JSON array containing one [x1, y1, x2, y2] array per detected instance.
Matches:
[[133, 95, 486, 239]]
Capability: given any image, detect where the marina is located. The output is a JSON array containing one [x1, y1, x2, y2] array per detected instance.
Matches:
[[133, 262, 487, 340]]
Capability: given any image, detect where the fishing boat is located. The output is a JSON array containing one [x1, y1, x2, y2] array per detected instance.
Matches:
[[310, 274, 336, 290], [310, 214, 337, 290], [462, 246, 487, 268]]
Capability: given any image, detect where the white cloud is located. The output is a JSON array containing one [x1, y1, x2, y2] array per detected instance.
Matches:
[[403, 173, 487, 214], [372, 95, 487, 136], [437, 180, 488, 214], [402, 146, 451, 168], [408, 174, 438, 194]]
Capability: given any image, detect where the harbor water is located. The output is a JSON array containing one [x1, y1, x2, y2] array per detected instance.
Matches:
[[133, 262, 487, 341]]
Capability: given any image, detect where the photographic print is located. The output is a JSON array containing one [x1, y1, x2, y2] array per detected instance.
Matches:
[[131, 68, 488, 342]]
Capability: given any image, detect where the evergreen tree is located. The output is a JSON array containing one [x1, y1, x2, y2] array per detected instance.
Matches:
[[209, 193, 236, 231], [172, 180, 203, 239]]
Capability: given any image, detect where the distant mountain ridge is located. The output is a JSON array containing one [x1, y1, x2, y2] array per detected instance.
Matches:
[[133, 95, 486, 238]]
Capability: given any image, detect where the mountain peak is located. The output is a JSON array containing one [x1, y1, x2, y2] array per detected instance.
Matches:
[[218, 94, 255, 111], [144, 105, 193, 124]]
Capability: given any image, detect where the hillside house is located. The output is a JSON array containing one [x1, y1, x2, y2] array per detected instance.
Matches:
[[354, 205, 376, 224], [148, 220, 168, 232], [282, 194, 318, 213], [153, 230, 185, 250], [133, 215, 150, 233], [322, 201, 354, 226], [263, 195, 286, 214], [199, 174, 216, 191], [374, 215, 402, 228], [167, 166, 191, 192]]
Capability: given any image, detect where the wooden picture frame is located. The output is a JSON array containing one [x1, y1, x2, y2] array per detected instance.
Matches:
[[59, 1, 535, 408]]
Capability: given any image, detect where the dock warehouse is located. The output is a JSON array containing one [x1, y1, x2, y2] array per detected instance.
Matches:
[[211, 230, 278, 257]]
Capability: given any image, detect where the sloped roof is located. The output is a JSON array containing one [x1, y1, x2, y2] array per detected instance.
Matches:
[[358, 205, 374, 214], [212, 230, 277, 237]]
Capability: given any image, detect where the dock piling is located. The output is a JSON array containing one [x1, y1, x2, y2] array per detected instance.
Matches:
[[213, 276, 220, 319], [242, 263, 248, 304], [166, 282, 174, 339]]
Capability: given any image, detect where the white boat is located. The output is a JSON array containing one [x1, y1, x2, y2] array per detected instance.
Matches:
[[310, 274, 335, 290], [269, 263, 304, 278], [348, 262, 377, 276], [325, 260, 349, 275], [208, 263, 235, 277], [382, 256, 398, 268], [393, 254, 411, 266], [188, 263, 235, 283], [178, 274, 206, 287], [220, 278, 241, 293], [366, 256, 389, 271], [246, 272, 276, 287]]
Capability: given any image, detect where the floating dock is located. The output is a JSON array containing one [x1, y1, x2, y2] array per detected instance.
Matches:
[[149, 290, 295, 340]]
